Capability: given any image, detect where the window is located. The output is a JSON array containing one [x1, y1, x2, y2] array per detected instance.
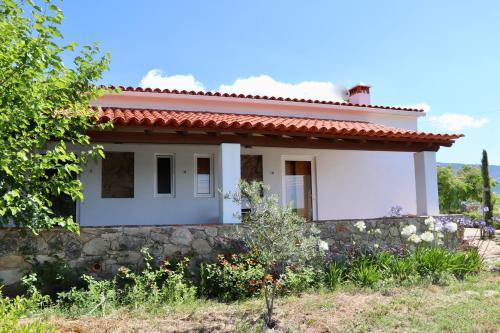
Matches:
[[195, 155, 213, 196], [101, 152, 134, 198], [155, 155, 174, 196], [241, 155, 263, 182]]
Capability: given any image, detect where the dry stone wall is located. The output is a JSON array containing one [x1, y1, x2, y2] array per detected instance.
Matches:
[[0, 217, 458, 285]]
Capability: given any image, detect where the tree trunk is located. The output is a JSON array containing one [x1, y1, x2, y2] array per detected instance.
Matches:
[[264, 284, 276, 328]]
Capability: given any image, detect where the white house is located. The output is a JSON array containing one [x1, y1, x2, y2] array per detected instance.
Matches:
[[73, 84, 462, 226]]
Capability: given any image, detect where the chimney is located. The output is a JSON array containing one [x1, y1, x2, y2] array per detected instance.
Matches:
[[347, 83, 371, 105]]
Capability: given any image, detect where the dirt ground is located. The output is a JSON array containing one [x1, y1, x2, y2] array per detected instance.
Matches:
[[45, 292, 390, 333]]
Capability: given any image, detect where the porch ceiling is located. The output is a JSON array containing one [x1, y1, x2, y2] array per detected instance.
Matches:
[[89, 107, 463, 152]]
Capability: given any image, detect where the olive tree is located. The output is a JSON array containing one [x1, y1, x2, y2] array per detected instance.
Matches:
[[0, 0, 110, 233], [228, 181, 323, 328]]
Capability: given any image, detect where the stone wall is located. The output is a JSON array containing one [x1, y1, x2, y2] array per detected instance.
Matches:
[[0, 217, 458, 286]]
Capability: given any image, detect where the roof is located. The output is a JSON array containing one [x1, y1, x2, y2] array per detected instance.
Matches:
[[97, 107, 462, 143], [108, 86, 425, 113]]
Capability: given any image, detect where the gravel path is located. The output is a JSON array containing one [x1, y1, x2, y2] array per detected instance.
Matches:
[[464, 228, 500, 270]]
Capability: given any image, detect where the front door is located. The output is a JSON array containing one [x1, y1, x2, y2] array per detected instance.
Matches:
[[284, 160, 313, 220]]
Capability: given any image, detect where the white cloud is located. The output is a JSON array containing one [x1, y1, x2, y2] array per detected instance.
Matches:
[[409, 103, 431, 113], [218, 75, 345, 101], [428, 113, 489, 131], [140, 69, 205, 91]]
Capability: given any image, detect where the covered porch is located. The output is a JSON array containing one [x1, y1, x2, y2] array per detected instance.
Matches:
[[79, 107, 461, 226]]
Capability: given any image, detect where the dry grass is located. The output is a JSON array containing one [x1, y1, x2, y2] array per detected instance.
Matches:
[[40, 273, 500, 333]]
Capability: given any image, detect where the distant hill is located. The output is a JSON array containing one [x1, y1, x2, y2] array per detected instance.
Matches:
[[437, 163, 500, 193]]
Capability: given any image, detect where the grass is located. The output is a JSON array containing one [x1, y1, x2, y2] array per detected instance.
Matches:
[[29, 272, 499, 333]]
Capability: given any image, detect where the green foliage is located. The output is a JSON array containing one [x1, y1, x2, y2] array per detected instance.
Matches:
[[0, 0, 111, 233], [27, 257, 85, 297], [409, 247, 481, 284], [227, 181, 323, 326], [437, 165, 497, 214], [325, 262, 345, 289], [57, 275, 118, 317], [116, 248, 196, 311], [322, 247, 481, 289], [0, 291, 55, 333], [200, 252, 321, 301], [412, 247, 454, 283], [348, 256, 382, 287], [281, 266, 322, 295], [1, 277, 54, 333], [43, 248, 196, 317]]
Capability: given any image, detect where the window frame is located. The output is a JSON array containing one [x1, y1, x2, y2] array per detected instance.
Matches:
[[194, 153, 214, 197], [154, 153, 175, 197]]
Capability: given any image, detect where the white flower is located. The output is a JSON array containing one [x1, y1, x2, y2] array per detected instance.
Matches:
[[355, 220, 366, 232], [401, 225, 417, 237], [408, 234, 421, 244], [424, 216, 435, 226], [445, 222, 458, 233], [420, 231, 435, 243], [318, 240, 329, 251], [374, 243, 379, 249], [374, 228, 382, 235]]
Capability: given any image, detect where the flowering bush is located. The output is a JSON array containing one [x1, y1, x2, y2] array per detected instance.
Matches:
[[200, 251, 324, 301], [399, 216, 458, 247], [200, 252, 265, 301]]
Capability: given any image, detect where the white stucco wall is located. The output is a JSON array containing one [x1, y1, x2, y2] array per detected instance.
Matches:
[[78, 144, 417, 226]]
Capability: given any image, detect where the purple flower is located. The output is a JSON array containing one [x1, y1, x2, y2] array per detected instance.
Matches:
[[482, 205, 490, 213], [461, 217, 474, 227], [484, 225, 496, 234], [388, 205, 403, 217], [475, 220, 486, 227]]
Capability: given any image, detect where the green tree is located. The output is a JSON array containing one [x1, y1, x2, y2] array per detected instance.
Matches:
[[228, 181, 322, 328], [457, 165, 483, 202], [437, 166, 465, 213], [481, 150, 493, 223], [0, 0, 110, 234], [437, 164, 497, 214]]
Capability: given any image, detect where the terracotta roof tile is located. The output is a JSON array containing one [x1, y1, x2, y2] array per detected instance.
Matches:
[[97, 107, 462, 143], [106, 86, 425, 113]]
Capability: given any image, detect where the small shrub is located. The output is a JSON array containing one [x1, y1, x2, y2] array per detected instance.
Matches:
[[25, 257, 86, 298], [448, 248, 482, 278], [389, 256, 418, 282], [57, 275, 118, 317], [412, 247, 453, 284], [117, 254, 196, 310], [325, 262, 345, 289], [57, 248, 196, 316], [281, 266, 322, 294], [349, 256, 382, 287]]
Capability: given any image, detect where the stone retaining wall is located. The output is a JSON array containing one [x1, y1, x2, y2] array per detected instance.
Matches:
[[0, 217, 458, 285]]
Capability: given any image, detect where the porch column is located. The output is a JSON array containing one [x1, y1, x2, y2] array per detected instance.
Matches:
[[414, 151, 439, 216], [218, 143, 241, 224]]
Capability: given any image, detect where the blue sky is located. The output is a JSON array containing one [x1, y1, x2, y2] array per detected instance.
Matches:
[[57, 1, 499, 164]]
